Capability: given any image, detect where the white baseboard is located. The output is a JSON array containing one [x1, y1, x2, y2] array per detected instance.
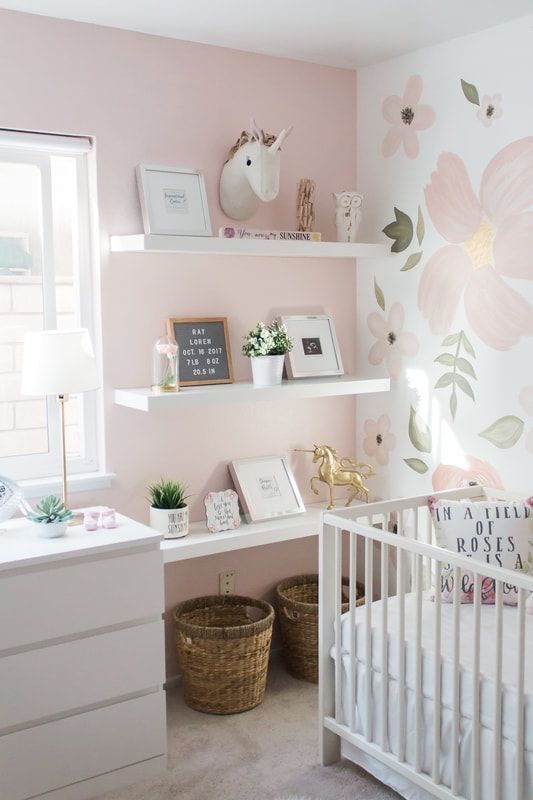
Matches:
[[164, 645, 283, 691]]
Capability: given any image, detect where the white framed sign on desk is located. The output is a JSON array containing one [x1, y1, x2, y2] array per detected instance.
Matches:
[[136, 164, 212, 236], [229, 455, 305, 523]]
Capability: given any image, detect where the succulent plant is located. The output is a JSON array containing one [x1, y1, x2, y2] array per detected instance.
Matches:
[[28, 495, 73, 524], [147, 479, 188, 510]]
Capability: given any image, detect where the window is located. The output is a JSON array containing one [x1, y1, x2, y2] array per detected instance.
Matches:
[[0, 131, 100, 482]]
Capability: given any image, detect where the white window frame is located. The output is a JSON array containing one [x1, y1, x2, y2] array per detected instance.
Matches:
[[0, 131, 103, 483]]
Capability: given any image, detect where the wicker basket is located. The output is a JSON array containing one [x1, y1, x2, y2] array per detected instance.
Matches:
[[275, 573, 365, 683], [174, 594, 274, 714]]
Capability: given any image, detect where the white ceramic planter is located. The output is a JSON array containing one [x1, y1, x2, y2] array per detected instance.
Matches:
[[250, 355, 285, 388], [30, 520, 68, 538], [149, 505, 189, 539]]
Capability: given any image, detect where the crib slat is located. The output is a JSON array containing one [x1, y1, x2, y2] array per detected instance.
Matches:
[[397, 545, 406, 762], [424, 509, 433, 588], [364, 533, 373, 743], [471, 572, 481, 800], [432, 559, 442, 785], [451, 566, 461, 797], [334, 528, 343, 722], [493, 580, 503, 800], [380, 528, 389, 752], [349, 530, 357, 733], [515, 588, 526, 800], [414, 553, 423, 773]]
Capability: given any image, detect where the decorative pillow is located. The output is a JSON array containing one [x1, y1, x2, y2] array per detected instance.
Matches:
[[429, 497, 533, 606]]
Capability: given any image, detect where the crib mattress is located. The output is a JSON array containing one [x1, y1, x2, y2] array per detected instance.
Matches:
[[332, 593, 533, 799]]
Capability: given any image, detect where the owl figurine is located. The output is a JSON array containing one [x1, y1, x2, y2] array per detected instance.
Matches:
[[334, 191, 363, 243]]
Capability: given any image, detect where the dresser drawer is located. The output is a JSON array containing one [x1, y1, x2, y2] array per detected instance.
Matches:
[[0, 691, 166, 800], [0, 548, 163, 652], [0, 621, 164, 732]]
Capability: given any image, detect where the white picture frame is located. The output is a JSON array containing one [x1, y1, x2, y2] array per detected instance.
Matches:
[[280, 314, 344, 378], [136, 164, 212, 236], [229, 456, 305, 523]]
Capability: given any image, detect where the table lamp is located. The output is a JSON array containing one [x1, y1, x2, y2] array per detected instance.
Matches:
[[21, 329, 100, 516]]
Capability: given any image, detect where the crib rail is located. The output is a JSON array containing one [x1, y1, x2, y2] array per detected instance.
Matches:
[[319, 486, 533, 800]]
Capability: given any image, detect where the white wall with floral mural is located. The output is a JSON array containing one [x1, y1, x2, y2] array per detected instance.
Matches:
[[355, 14, 533, 497]]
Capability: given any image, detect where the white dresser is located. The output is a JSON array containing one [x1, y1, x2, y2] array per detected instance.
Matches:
[[0, 515, 167, 800]]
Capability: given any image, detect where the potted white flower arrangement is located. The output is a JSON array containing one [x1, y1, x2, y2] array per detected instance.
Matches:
[[28, 495, 73, 538], [148, 478, 189, 539], [242, 320, 293, 387]]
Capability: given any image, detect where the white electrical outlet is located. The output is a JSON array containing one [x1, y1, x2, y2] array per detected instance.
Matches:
[[219, 570, 236, 595]]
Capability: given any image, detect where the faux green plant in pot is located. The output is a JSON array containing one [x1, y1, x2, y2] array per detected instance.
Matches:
[[148, 478, 189, 539], [28, 495, 73, 538], [242, 319, 293, 387]]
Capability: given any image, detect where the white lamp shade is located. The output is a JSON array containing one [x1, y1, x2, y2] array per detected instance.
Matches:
[[21, 329, 100, 396]]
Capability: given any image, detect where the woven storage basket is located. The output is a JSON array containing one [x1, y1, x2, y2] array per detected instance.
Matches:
[[174, 594, 274, 714], [275, 573, 365, 683]]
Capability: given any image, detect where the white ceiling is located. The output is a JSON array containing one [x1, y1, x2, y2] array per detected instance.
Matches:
[[1, 0, 532, 68]]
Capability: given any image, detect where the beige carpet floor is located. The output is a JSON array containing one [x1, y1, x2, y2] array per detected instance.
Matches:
[[101, 660, 400, 800]]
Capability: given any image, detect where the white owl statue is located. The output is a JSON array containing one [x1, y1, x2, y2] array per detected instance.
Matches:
[[334, 191, 363, 243]]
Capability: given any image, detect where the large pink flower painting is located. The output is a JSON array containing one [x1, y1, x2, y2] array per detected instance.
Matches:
[[367, 302, 419, 379], [363, 415, 396, 466], [432, 456, 504, 491], [418, 138, 533, 350], [382, 75, 435, 159]]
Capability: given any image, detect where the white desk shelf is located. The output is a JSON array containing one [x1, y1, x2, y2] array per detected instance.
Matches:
[[114, 375, 390, 412], [161, 502, 328, 563], [110, 234, 388, 259]]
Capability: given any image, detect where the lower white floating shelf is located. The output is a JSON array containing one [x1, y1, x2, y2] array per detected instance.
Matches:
[[114, 375, 390, 411], [161, 502, 329, 562]]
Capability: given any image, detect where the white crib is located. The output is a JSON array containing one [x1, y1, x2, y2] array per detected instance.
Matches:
[[318, 485, 533, 800]]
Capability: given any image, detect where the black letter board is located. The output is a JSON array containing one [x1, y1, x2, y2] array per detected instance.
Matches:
[[166, 317, 234, 386]]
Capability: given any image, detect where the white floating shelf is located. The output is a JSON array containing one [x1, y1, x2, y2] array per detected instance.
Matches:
[[114, 375, 390, 411], [110, 234, 388, 259], [161, 502, 328, 563]]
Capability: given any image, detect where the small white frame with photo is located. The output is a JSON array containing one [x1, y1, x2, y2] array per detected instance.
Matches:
[[280, 314, 344, 378], [136, 164, 212, 236], [229, 455, 305, 523]]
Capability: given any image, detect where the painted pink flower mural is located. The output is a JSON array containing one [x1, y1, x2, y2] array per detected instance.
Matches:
[[363, 415, 396, 466], [432, 456, 504, 491], [418, 137, 533, 350], [519, 386, 533, 453], [368, 302, 419, 379], [382, 75, 435, 159]]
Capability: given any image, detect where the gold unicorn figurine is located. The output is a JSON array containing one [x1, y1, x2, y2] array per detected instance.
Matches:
[[296, 444, 376, 510]]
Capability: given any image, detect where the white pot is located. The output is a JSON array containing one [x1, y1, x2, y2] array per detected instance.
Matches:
[[149, 505, 189, 539], [250, 355, 285, 388], [30, 520, 68, 538]]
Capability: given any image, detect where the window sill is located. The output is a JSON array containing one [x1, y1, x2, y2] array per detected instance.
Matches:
[[20, 471, 115, 498]]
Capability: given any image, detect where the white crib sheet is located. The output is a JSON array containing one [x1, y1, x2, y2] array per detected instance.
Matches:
[[332, 593, 533, 799]]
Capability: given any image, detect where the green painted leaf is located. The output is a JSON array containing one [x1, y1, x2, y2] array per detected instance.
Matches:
[[404, 458, 429, 474], [441, 333, 461, 346], [408, 405, 432, 453], [461, 79, 480, 106], [455, 374, 475, 400], [450, 393, 458, 420], [374, 277, 385, 311], [479, 416, 524, 449], [382, 207, 413, 253], [416, 206, 425, 245], [461, 331, 476, 358], [401, 251, 423, 271], [455, 357, 476, 379], [434, 353, 455, 367], [435, 372, 455, 389]]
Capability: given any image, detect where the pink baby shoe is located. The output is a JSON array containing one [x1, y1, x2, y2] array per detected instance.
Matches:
[[101, 507, 117, 529], [83, 510, 100, 531]]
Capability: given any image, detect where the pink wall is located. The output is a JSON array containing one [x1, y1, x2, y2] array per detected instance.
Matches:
[[0, 10, 357, 677]]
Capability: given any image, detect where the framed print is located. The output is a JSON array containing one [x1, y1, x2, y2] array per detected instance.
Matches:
[[229, 455, 306, 523], [136, 164, 212, 236], [167, 317, 233, 386], [280, 315, 344, 378]]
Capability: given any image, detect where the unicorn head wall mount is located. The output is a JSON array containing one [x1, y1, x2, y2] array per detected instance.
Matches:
[[219, 119, 293, 220]]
